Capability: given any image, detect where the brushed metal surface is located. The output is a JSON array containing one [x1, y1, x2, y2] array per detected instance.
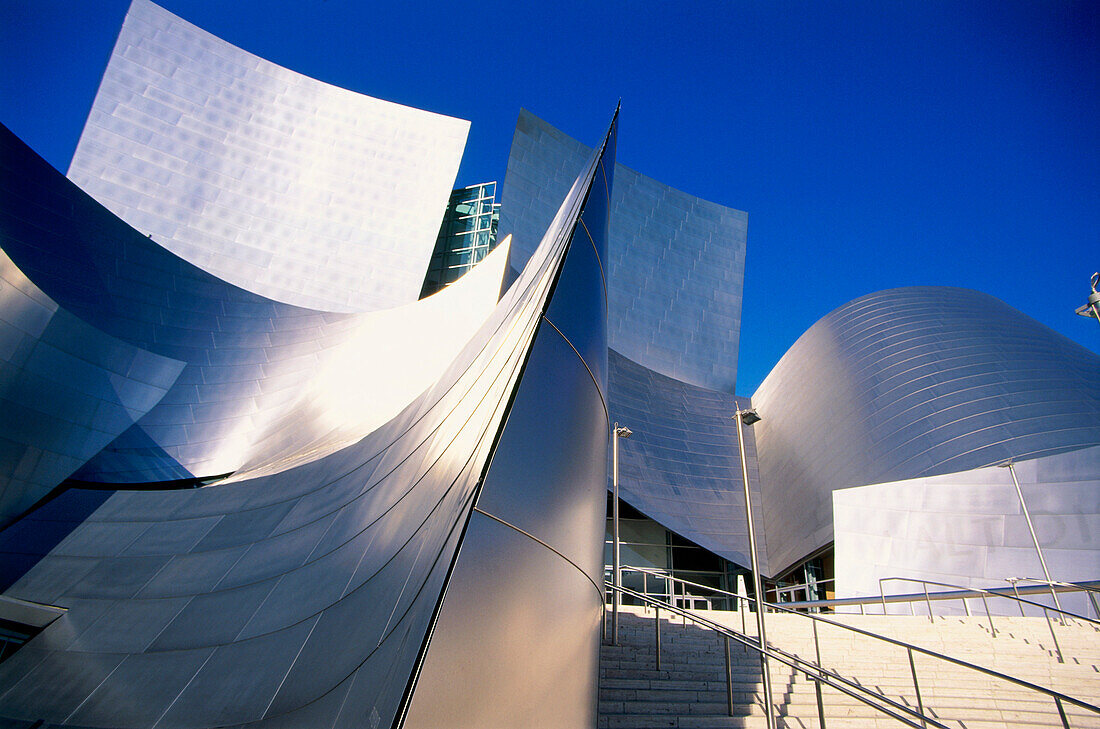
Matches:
[[500, 109, 746, 393], [833, 445, 1100, 616], [754, 286, 1100, 575], [68, 0, 469, 313]]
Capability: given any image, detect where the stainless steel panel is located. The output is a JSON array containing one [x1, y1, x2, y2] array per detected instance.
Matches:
[[401, 112, 616, 729], [500, 109, 746, 393], [834, 445, 1100, 615], [607, 350, 768, 572], [401, 512, 603, 729], [68, 0, 469, 314], [754, 286, 1100, 575]]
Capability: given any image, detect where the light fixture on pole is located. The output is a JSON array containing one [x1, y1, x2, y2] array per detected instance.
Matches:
[[1074, 272, 1100, 328], [999, 459, 1062, 612], [611, 422, 632, 646], [733, 406, 775, 729]]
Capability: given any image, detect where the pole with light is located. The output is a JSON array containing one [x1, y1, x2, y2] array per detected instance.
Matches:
[[999, 459, 1062, 613], [611, 422, 632, 645], [1074, 272, 1100, 329], [733, 407, 775, 729]]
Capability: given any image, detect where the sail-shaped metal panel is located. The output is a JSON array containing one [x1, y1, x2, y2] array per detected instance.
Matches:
[[68, 0, 469, 313]]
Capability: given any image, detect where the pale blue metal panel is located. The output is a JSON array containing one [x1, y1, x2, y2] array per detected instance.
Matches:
[[608, 349, 768, 574], [500, 109, 746, 393]]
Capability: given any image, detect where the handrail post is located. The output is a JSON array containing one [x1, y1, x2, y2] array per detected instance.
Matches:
[[725, 635, 734, 717], [879, 578, 888, 615], [1090, 589, 1100, 621], [924, 583, 933, 622], [979, 593, 996, 636], [1042, 606, 1065, 664], [1054, 696, 1071, 729], [611, 423, 621, 645], [1009, 578, 1027, 617], [907, 646, 928, 729], [654, 604, 661, 671], [961, 596, 971, 617], [813, 618, 827, 729]]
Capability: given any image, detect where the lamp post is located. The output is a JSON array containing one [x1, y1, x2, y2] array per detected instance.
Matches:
[[733, 407, 775, 729], [1000, 460, 1062, 613], [1074, 272, 1100, 328], [611, 422, 632, 646]]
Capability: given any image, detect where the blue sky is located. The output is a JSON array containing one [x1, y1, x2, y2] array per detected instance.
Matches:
[[1, 0, 1096, 393]]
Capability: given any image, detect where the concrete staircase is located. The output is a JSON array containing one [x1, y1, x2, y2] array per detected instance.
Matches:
[[599, 605, 1100, 729]]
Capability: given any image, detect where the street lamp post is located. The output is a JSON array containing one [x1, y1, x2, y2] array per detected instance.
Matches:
[[1000, 460, 1062, 613], [611, 422, 632, 646], [1074, 272, 1100, 328], [733, 407, 775, 729]]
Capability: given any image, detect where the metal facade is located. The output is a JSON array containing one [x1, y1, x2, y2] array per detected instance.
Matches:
[[0, 110, 615, 727], [500, 109, 747, 394], [68, 0, 469, 313], [608, 350, 767, 574], [833, 445, 1100, 616], [753, 286, 1100, 576], [0, 125, 506, 487]]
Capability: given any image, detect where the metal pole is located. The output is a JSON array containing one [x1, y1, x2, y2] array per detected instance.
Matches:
[[725, 635, 734, 717], [1003, 461, 1062, 613], [1009, 578, 1026, 617], [735, 408, 776, 729], [979, 593, 996, 636], [812, 619, 827, 729], [612, 423, 621, 645], [654, 605, 661, 671], [907, 646, 927, 729]]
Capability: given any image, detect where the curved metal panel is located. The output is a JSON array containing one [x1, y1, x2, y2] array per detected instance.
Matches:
[[401, 112, 617, 729], [0, 245, 183, 528], [499, 109, 746, 393], [754, 286, 1100, 575], [68, 0, 469, 313], [0, 123, 506, 484], [0, 104, 615, 729], [833, 445, 1100, 615], [608, 349, 767, 573]]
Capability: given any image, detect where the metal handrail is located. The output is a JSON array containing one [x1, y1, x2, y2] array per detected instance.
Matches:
[[609, 566, 1100, 727], [783, 579, 1100, 614], [1008, 577, 1100, 619], [880, 576, 1100, 664], [607, 582, 950, 729], [880, 576, 1100, 627]]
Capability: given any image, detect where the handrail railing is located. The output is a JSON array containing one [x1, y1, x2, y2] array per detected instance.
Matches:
[[607, 566, 1100, 728], [880, 576, 1100, 663], [607, 582, 951, 729], [1008, 577, 1100, 619], [782, 579, 1100, 615]]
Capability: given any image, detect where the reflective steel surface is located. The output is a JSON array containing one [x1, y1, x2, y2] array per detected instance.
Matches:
[[403, 116, 616, 727], [833, 445, 1100, 616], [0, 123, 608, 727], [0, 124, 505, 485], [754, 286, 1100, 575], [608, 350, 768, 573], [68, 0, 469, 313], [500, 109, 747, 393]]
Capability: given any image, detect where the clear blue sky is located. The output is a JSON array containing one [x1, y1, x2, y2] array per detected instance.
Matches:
[[2, 0, 1096, 393]]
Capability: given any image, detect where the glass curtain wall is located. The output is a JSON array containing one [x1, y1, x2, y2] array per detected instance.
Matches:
[[604, 495, 750, 611], [420, 182, 501, 297]]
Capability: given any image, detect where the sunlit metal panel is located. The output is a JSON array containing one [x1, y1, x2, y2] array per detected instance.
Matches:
[[754, 286, 1100, 575], [68, 0, 469, 313]]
